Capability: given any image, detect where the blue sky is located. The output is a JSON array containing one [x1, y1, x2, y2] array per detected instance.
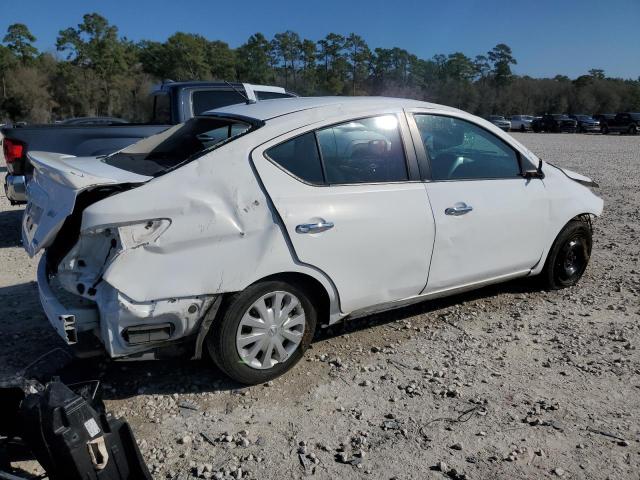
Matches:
[[1, 0, 638, 79]]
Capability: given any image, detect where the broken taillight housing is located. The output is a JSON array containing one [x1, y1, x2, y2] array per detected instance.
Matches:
[[3, 138, 25, 163], [118, 219, 171, 249], [85, 219, 171, 249]]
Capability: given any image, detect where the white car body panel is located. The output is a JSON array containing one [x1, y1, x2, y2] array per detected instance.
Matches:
[[21, 97, 604, 359], [423, 178, 548, 292], [22, 151, 151, 257], [253, 155, 435, 313]]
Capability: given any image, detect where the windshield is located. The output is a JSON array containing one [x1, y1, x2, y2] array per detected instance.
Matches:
[[103, 116, 253, 176], [574, 115, 591, 120], [552, 114, 570, 120]]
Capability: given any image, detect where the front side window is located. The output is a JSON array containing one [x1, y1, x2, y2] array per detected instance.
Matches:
[[104, 116, 251, 176], [316, 115, 408, 184], [414, 114, 521, 181]]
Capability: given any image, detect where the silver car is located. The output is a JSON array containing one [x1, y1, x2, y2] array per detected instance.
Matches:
[[487, 115, 511, 131], [509, 115, 534, 132]]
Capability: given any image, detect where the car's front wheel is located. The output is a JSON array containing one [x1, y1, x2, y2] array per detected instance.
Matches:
[[207, 281, 317, 385], [541, 219, 593, 290]]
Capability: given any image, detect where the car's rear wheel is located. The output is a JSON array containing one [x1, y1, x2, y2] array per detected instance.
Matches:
[[520, 124, 526, 132], [601, 124, 609, 134], [629, 124, 638, 135], [207, 281, 317, 385], [541, 219, 592, 290]]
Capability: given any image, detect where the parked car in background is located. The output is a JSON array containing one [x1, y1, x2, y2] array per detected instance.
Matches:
[[569, 114, 600, 133], [486, 115, 511, 131], [598, 112, 640, 135], [23, 97, 603, 384], [592, 113, 616, 128], [531, 114, 577, 133], [2, 81, 294, 204], [509, 115, 534, 132]]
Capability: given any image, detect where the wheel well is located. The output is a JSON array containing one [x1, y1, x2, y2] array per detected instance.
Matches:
[[249, 272, 331, 327]]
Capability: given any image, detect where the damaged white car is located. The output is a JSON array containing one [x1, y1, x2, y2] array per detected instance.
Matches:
[[23, 97, 603, 384]]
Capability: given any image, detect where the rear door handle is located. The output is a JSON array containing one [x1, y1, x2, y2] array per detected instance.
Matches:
[[296, 221, 334, 234], [445, 203, 473, 216]]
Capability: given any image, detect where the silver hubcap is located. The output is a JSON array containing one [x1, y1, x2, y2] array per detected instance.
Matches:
[[236, 291, 305, 370]]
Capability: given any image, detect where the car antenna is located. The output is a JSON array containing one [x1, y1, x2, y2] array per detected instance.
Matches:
[[224, 81, 256, 105]]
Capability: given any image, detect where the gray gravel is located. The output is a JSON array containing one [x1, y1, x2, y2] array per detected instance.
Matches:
[[1, 132, 639, 479]]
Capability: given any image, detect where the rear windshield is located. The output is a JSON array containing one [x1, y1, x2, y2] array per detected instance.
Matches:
[[103, 116, 253, 176]]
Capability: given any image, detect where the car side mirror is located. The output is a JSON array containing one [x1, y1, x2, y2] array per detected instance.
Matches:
[[522, 159, 545, 179]]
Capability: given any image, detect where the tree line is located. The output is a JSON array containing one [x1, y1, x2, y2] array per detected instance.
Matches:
[[1, 13, 639, 123]]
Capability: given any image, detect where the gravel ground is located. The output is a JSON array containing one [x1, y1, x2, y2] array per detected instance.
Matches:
[[1, 132, 639, 479]]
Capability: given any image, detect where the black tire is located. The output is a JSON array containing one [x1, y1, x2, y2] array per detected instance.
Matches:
[[540, 219, 592, 290], [601, 124, 609, 135], [629, 124, 638, 135], [520, 125, 526, 132], [206, 280, 317, 385]]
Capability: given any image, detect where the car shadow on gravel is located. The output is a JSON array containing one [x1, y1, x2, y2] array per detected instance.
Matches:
[[0, 209, 24, 248], [3, 277, 543, 400], [315, 277, 542, 343]]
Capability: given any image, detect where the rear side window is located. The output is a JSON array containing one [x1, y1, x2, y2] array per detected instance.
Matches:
[[266, 132, 324, 184], [414, 114, 520, 181], [192, 90, 248, 115], [104, 117, 252, 176]]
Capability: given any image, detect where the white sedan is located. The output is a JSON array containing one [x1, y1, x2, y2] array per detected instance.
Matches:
[[22, 97, 603, 384]]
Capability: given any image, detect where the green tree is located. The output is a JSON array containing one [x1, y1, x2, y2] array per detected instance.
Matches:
[[56, 13, 129, 114], [487, 43, 517, 85], [299, 39, 317, 93], [345, 33, 371, 95], [3, 23, 38, 64], [207, 40, 235, 80], [273, 31, 301, 88], [235, 33, 273, 83], [445, 52, 476, 82]]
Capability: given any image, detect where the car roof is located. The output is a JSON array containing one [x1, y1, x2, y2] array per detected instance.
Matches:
[[207, 96, 457, 121]]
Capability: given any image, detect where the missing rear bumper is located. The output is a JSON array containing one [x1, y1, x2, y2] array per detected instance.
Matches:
[[37, 253, 217, 357]]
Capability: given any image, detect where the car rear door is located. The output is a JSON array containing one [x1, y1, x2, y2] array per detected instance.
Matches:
[[408, 111, 548, 293], [252, 112, 435, 313]]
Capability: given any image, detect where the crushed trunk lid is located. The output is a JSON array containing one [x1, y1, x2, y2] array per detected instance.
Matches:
[[22, 151, 151, 257]]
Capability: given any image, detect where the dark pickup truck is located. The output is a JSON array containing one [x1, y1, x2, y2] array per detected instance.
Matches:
[[531, 114, 577, 133], [2, 82, 293, 204], [598, 112, 640, 135]]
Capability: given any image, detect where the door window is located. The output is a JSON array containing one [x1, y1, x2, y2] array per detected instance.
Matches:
[[414, 114, 520, 181], [266, 115, 409, 185], [316, 115, 408, 184]]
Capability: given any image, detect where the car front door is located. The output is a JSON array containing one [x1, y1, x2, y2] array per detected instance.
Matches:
[[252, 113, 435, 313], [408, 112, 548, 294]]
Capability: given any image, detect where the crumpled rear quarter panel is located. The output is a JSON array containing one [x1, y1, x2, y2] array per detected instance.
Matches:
[[80, 137, 318, 303]]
